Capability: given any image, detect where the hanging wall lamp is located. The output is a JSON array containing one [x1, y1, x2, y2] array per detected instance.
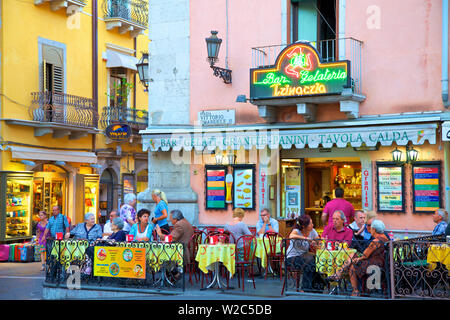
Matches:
[[391, 144, 419, 164], [205, 31, 232, 84], [136, 52, 149, 92]]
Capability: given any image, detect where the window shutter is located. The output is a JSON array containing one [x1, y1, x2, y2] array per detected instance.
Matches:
[[52, 65, 64, 94]]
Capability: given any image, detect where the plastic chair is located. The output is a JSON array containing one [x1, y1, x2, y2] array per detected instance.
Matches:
[[235, 235, 257, 291], [263, 231, 284, 281]]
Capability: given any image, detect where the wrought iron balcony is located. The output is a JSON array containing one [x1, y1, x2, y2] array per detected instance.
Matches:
[[34, 0, 87, 15], [251, 37, 363, 95], [102, 0, 148, 37], [99, 106, 148, 132]]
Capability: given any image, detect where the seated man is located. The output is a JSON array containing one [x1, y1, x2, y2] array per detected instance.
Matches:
[[102, 210, 118, 239], [432, 209, 448, 236], [322, 210, 353, 246], [349, 210, 372, 253], [256, 208, 279, 236]]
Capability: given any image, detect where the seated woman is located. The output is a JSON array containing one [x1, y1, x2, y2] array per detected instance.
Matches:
[[70, 213, 103, 241], [326, 219, 389, 296], [286, 215, 325, 292], [129, 209, 154, 241], [107, 217, 127, 242], [224, 208, 252, 260]]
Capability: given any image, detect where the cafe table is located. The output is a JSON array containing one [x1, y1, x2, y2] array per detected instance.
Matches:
[[255, 235, 283, 270], [315, 247, 357, 277], [195, 243, 236, 289], [426, 244, 450, 273]]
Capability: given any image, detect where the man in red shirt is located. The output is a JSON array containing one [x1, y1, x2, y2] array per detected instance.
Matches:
[[321, 187, 354, 227], [322, 210, 353, 246]]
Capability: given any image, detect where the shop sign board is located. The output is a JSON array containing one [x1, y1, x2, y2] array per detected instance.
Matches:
[[144, 126, 436, 152], [105, 123, 131, 141], [198, 110, 235, 126], [412, 162, 441, 213], [376, 163, 405, 212], [361, 164, 372, 211], [93, 246, 146, 279], [259, 165, 268, 209], [250, 41, 350, 100]]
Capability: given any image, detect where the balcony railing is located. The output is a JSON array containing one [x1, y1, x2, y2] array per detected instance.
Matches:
[[30, 92, 98, 129], [100, 105, 148, 131], [252, 37, 363, 95], [102, 0, 148, 28]]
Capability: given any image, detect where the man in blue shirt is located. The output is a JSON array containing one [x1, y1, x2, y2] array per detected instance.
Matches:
[[43, 205, 70, 239], [432, 209, 448, 236], [256, 208, 279, 236]]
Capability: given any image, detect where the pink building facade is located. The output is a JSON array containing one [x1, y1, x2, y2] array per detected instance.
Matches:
[[140, 0, 450, 238]]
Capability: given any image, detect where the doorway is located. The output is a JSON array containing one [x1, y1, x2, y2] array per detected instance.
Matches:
[[99, 169, 115, 224]]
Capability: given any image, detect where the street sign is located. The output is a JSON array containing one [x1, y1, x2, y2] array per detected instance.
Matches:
[[105, 123, 131, 141]]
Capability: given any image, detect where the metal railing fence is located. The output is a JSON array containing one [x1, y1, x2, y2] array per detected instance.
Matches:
[[102, 0, 148, 27]]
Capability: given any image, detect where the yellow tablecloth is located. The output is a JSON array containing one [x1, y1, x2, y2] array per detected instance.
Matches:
[[255, 236, 283, 268], [195, 244, 236, 276], [50, 240, 89, 269], [118, 242, 184, 272], [316, 248, 357, 277], [427, 244, 450, 272]]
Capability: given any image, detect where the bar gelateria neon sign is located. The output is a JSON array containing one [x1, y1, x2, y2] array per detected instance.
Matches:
[[250, 41, 350, 99]]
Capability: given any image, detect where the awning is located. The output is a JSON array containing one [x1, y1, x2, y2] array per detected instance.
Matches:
[[104, 49, 138, 71], [142, 123, 437, 152], [5, 146, 97, 164]]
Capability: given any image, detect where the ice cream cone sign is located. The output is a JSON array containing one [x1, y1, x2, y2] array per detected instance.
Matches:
[[226, 173, 233, 203]]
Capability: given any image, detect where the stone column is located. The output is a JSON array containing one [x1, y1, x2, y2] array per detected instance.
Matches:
[[137, 0, 198, 225]]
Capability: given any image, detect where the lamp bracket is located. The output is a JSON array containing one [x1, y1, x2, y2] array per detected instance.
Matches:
[[211, 65, 232, 84]]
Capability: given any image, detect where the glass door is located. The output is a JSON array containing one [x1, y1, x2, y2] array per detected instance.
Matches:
[[5, 176, 33, 239], [281, 159, 302, 218]]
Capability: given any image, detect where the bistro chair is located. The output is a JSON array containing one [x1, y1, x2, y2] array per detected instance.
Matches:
[[235, 235, 257, 292], [263, 231, 284, 281], [152, 226, 170, 242], [281, 238, 303, 295], [248, 226, 257, 237], [204, 226, 218, 235], [187, 231, 207, 285]]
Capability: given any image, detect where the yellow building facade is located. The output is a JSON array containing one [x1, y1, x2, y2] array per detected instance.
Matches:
[[0, 0, 149, 242]]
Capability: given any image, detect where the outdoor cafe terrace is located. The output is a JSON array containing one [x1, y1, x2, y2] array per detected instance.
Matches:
[[43, 229, 449, 300]]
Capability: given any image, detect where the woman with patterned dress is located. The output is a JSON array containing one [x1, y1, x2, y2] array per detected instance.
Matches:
[[36, 211, 50, 271]]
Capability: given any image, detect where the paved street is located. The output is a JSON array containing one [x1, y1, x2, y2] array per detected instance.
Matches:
[[0, 261, 370, 300]]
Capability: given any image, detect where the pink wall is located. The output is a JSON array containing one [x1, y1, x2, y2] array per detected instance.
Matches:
[[190, 0, 282, 127], [346, 0, 446, 114]]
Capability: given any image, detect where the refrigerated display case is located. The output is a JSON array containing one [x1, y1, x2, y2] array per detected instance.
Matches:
[[75, 174, 99, 224], [0, 171, 34, 241]]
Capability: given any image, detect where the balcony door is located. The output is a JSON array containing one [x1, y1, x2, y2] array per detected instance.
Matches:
[[108, 68, 129, 123], [291, 0, 336, 61]]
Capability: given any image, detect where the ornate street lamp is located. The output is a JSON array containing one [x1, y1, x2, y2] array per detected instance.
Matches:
[[136, 52, 149, 92], [406, 145, 419, 163], [214, 150, 224, 165], [391, 147, 403, 163], [205, 31, 232, 84], [227, 149, 236, 165]]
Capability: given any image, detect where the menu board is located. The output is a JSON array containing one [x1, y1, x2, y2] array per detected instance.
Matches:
[[94, 246, 146, 279], [233, 165, 255, 210], [412, 162, 441, 213], [205, 166, 227, 209], [376, 163, 404, 212]]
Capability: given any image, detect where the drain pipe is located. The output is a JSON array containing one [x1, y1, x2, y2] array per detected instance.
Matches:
[[443, 0, 450, 107]]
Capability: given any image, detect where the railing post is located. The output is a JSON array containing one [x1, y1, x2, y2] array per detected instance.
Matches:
[[389, 240, 395, 299]]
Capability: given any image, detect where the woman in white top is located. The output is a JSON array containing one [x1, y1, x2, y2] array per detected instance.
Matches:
[[129, 209, 154, 241]]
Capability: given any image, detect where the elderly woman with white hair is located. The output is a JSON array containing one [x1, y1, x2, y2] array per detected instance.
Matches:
[[326, 219, 389, 296], [70, 213, 103, 241], [120, 193, 137, 233]]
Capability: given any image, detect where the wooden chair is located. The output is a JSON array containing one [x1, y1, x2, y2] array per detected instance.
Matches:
[[263, 231, 284, 281], [235, 235, 257, 291]]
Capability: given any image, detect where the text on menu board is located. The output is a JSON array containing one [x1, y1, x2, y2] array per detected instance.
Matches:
[[413, 165, 441, 212], [93, 247, 146, 279], [205, 167, 226, 209], [233, 167, 254, 209], [377, 165, 403, 212]]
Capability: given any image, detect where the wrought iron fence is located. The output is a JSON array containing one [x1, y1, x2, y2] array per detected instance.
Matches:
[[44, 239, 185, 292], [30, 92, 98, 128], [282, 238, 391, 298], [99, 106, 148, 131], [391, 235, 449, 299], [103, 0, 148, 27], [251, 37, 363, 95]]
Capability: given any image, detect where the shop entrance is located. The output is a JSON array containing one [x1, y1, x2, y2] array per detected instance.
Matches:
[[281, 157, 362, 233], [99, 169, 115, 224], [32, 164, 68, 225]]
